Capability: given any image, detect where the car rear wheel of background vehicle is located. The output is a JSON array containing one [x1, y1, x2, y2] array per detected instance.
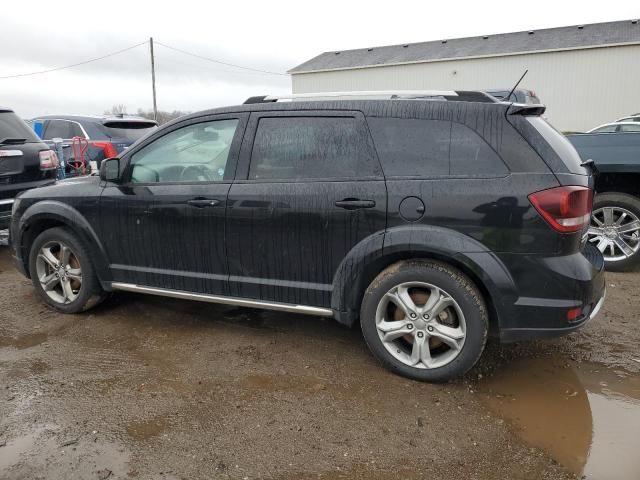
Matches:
[[587, 193, 640, 272], [360, 260, 488, 382], [28, 227, 106, 313]]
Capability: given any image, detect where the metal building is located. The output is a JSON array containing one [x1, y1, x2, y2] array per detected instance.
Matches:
[[289, 20, 640, 132]]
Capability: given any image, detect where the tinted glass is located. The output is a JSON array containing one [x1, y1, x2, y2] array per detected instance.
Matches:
[[0, 112, 41, 143], [619, 124, 640, 133], [44, 120, 73, 139], [101, 122, 158, 142], [130, 119, 238, 183], [450, 123, 508, 176], [249, 116, 375, 180], [69, 122, 85, 138], [591, 125, 617, 133], [367, 117, 450, 177]]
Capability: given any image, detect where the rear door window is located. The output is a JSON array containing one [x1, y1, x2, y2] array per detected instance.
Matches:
[[43, 120, 74, 139], [248, 116, 378, 180]]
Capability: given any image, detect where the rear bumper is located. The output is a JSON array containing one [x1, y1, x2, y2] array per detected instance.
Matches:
[[494, 244, 606, 342], [500, 288, 605, 342]]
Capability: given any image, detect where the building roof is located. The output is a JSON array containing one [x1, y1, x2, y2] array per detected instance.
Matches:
[[289, 19, 640, 74]]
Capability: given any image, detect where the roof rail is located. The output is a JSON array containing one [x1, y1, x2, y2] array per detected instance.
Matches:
[[243, 90, 499, 104]]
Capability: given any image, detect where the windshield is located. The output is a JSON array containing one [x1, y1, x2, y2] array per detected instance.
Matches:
[[100, 122, 157, 142], [0, 112, 41, 143]]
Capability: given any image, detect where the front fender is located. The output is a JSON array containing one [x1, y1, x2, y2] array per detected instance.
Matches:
[[16, 200, 112, 286], [331, 225, 517, 329]]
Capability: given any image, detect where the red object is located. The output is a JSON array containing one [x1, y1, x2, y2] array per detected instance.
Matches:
[[566, 307, 582, 322], [528, 186, 593, 233], [39, 150, 59, 170], [70, 137, 89, 175], [91, 141, 118, 159]]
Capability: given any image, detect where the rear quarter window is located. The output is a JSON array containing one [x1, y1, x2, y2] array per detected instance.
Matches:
[[367, 117, 508, 177]]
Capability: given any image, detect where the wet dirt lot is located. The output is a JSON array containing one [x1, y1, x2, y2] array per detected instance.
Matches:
[[0, 244, 639, 480]]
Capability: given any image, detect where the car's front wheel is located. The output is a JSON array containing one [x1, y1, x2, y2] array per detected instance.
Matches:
[[360, 260, 488, 382], [28, 227, 106, 313]]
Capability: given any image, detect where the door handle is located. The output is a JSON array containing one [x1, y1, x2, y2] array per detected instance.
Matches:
[[187, 198, 221, 208], [335, 198, 376, 210]]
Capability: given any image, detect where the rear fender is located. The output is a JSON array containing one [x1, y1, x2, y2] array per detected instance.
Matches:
[[331, 225, 517, 329]]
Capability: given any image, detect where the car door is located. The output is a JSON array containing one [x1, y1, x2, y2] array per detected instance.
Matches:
[[226, 111, 387, 308], [98, 113, 247, 295]]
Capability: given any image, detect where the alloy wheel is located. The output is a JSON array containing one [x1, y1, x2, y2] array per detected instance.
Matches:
[[587, 207, 640, 262], [35, 241, 83, 304], [375, 282, 466, 369]]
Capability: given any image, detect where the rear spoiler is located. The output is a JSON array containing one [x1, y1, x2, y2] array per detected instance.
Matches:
[[507, 103, 546, 116]]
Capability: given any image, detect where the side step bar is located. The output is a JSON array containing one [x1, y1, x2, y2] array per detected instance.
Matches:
[[111, 282, 334, 317]]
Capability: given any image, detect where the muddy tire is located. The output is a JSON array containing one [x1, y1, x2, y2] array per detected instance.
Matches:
[[360, 260, 488, 383], [28, 227, 106, 313], [588, 193, 640, 272]]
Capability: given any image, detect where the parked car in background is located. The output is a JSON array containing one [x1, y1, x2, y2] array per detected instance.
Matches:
[[483, 88, 541, 104], [29, 114, 158, 171], [587, 122, 640, 134], [10, 91, 605, 382], [1, 107, 58, 230], [567, 130, 640, 271], [615, 113, 640, 123]]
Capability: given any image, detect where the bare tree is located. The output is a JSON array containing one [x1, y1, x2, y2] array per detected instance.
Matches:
[[104, 104, 128, 115], [136, 108, 190, 125]]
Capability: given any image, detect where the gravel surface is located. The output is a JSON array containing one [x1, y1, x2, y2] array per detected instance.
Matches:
[[0, 245, 638, 479]]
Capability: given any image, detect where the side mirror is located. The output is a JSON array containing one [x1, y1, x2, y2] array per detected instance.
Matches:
[[100, 158, 120, 182]]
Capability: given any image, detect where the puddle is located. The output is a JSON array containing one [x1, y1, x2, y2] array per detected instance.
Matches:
[[480, 357, 640, 480], [126, 417, 167, 441], [0, 332, 48, 350], [0, 431, 38, 470]]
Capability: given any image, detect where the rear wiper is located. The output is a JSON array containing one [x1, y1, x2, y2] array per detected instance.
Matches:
[[0, 137, 27, 145]]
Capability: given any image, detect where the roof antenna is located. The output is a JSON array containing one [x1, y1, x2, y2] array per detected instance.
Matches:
[[506, 69, 528, 102]]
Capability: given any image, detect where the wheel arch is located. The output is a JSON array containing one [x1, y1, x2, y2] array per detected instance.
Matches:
[[331, 226, 517, 334], [16, 201, 112, 286]]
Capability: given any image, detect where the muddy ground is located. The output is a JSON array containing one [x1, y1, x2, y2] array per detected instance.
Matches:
[[0, 244, 639, 480]]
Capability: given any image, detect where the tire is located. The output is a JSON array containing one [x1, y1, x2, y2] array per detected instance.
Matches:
[[28, 227, 106, 313], [360, 260, 488, 382], [588, 192, 640, 272]]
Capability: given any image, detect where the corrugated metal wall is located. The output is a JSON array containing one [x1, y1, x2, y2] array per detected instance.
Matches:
[[291, 45, 640, 132]]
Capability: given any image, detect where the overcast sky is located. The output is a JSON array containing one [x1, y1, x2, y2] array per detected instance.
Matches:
[[1, 0, 638, 118]]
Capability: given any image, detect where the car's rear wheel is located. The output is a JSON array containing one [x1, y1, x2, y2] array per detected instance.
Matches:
[[29, 227, 106, 313], [587, 193, 640, 272], [360, 260, 488, 382]]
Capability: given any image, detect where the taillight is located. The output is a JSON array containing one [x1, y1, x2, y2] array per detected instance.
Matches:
[[528, 186, 593, 233], [39, 150, 59, 170], [91, 141, 119, 159]]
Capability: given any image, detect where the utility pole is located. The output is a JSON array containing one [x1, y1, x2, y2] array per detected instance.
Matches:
[[149, 37, 158, 121]]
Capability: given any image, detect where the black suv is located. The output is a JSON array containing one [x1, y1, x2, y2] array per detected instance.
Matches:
[[1, 108, 58, 230], [9, 92, 606, 382]]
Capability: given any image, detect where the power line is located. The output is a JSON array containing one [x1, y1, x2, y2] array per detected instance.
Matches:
[[155, 41, 287, 76], [0, 41, 148, 80]]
